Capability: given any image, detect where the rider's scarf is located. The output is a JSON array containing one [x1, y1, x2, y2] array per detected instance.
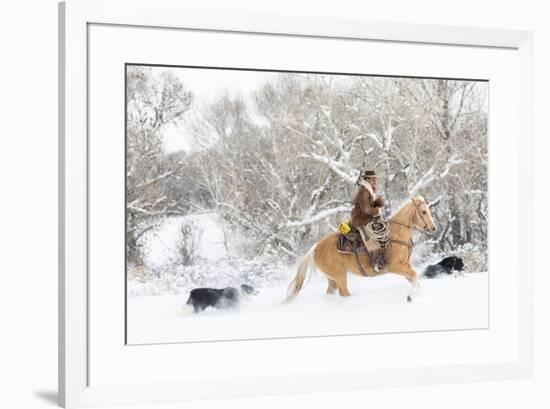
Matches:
[[360, 179, 376, 196]]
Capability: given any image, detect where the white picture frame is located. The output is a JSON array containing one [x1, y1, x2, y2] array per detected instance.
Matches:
[[59, 0, 534, 407]]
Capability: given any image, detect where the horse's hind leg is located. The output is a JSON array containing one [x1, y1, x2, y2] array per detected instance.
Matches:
[[319, 268, 350, 297], [335, 273, 351, 297], [326, 278, 338, 295], [314, 243, 351, 297]]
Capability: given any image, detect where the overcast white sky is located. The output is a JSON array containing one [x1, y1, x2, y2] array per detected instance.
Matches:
[[160, 67, 277, 152], [173, 67, 277, 105]]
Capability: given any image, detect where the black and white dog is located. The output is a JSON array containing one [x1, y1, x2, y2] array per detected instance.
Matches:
[[184, 284, 259, 313], [423, 256, 465, 278]]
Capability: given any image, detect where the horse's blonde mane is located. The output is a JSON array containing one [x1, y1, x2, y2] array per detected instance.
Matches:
[[389, 195, 426, 219]]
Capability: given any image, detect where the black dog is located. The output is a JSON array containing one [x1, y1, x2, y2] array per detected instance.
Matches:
[[423, 256, 465, 278], [185, 284, 259, 313]]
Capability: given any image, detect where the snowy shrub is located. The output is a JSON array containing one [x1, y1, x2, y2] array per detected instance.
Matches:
[[413, 240, 487, 275], [450, 243, 487, 273], [127, 256, 290, 296], [127, 264, 154, 282], [175, 221, 202, 266]]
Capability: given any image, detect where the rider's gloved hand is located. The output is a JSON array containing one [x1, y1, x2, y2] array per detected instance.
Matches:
[[374, 197, 385, 207]]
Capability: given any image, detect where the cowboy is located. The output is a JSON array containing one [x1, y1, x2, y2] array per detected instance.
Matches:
[[351, 169, 385, 271]]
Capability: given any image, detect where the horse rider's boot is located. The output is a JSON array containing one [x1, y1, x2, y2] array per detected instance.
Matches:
[[358, 226, 382, 272], [371, 248, 382, 273], [375, 253, 385, 273]]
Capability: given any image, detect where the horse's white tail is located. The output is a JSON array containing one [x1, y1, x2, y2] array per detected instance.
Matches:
[[286, 244, 317, 302]]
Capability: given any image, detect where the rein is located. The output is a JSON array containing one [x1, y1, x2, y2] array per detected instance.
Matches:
[[387, 200, 430, 261]]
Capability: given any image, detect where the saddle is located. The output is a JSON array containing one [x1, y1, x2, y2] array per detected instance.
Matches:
[[337, 220, 389, 272], [337, 227, 367, 254]]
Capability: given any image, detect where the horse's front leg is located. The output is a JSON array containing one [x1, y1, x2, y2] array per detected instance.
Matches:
[[402, 265, 420, 302]]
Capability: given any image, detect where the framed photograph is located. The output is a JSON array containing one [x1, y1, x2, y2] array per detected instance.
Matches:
[[59, 0, 534, 407]]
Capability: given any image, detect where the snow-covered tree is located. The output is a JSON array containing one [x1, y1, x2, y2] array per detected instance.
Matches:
[[126, 67, 488, 273], [126, 66, 193, 265]]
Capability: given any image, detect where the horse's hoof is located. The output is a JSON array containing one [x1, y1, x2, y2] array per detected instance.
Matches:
[[407, 295, 412, 302]]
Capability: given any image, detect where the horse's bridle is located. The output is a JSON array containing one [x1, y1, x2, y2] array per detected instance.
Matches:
[[387, 200, 433, 262], [390, 199, 432, 233]]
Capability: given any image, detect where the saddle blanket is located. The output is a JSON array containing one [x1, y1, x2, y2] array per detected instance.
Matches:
[[337, 231, 368, 254]]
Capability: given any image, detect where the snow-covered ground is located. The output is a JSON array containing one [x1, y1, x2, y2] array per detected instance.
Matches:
[[127, 271, 488, 344]]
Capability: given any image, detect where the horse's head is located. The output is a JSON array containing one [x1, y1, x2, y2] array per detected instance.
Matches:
[[411, 196, 437, 234]]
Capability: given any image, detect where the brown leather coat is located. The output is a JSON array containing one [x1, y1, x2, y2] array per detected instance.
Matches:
[[350, 182, 381, 227]]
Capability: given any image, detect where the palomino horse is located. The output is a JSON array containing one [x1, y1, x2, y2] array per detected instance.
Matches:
[[286, 196, 436, 302]]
